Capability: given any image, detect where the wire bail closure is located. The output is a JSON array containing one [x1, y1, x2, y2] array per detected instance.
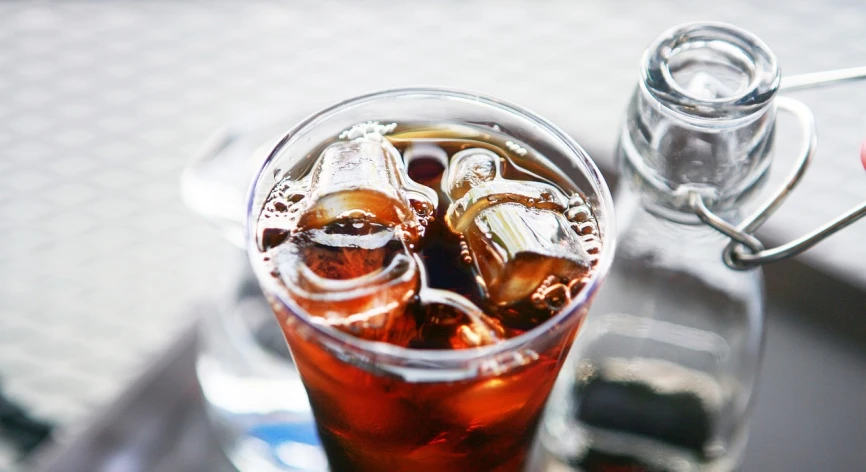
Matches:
[[690, 67, 866, 270]]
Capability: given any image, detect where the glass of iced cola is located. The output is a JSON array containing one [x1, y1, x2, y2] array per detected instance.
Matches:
[[245, 88, 615, 472]]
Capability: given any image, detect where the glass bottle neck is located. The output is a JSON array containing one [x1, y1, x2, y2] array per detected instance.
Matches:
[[622, 22, 781, 214]]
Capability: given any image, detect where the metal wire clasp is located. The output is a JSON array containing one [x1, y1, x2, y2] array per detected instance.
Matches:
[[689, 67, 866, 270]]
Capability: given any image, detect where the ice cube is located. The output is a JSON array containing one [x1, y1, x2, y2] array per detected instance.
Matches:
[[468, 203, 591, 305], [411, 286, 504, 349], [269, 223, 421, 344], [443, 148, 501, 200], [257, 133, 437, 244], [443, 148, 593, 308], [260, 126, 439, 342]]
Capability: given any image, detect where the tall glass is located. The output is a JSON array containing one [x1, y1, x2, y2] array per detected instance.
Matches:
[[244, 88, 616, 472]]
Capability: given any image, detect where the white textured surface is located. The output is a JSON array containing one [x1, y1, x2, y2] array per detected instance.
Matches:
[[0, 0, 864, 468]]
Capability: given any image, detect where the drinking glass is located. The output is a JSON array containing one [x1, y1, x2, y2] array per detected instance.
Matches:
[[244, 88, 616, 472]]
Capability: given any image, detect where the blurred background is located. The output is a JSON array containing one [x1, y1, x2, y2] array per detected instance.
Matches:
[[0, 1, 864, 471]]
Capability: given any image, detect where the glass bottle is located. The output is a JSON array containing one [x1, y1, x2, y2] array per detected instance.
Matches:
[[538, 23, 775, 472]]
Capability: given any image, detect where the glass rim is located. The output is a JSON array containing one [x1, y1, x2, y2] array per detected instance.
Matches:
[[244, 86, 616, 366]]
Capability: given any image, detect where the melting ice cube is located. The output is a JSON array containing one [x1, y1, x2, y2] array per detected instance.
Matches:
[[443, 148, 593, 309], [259, 126, 438, 343]]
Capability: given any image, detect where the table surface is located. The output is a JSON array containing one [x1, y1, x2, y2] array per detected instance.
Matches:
[[0, 1, 865, 470], [25, 300, 866, 472]]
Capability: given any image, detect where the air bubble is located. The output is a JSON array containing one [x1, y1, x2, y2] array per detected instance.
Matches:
[[566, 207, 589, 222], [542, 283, 569, 310], [568, 279, 585, 298]]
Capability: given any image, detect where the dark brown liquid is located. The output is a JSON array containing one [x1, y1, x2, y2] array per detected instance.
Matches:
[[257, 121, 602, 472]]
